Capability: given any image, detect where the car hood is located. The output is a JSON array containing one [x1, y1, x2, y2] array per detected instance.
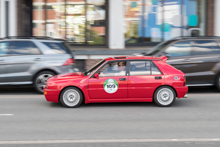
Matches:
[[50, 72, 85, 81]]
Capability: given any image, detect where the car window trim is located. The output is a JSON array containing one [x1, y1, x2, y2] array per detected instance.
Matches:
[[9, 41, 42, 56]]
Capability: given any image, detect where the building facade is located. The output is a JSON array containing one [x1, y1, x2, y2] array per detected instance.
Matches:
[[0, 0, 218, 70], [1, 0, 217, 47]]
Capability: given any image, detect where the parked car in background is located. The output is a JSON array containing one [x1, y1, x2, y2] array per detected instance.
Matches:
[[0, 36, 74, 93], [141, 36, 220, 90]]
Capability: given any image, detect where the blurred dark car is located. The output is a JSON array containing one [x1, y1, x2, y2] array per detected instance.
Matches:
[[0, 36, 74, 93], [142, 36, 220, 90]]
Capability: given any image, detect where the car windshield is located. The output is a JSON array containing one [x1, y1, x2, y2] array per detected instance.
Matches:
[[85, 59, 106, 76], [146, 40, 175, 55]]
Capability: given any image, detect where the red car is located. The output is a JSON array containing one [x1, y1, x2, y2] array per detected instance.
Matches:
[[44, 56, 188, 108]]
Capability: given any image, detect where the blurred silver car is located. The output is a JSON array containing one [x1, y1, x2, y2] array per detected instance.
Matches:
[[0, 37, 74, 93]]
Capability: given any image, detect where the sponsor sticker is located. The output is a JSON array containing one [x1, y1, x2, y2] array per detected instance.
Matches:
[[174, 76, 179, 80], [103, 79, 119, 93]]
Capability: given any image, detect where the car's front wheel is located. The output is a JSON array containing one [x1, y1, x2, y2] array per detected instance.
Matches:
[[60, 87, 83, 108], [154, 86, 176, 107], [34, 71, 55, 94]]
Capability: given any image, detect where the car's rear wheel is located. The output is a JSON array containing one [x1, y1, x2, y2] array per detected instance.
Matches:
[[34, 71, 55, 94], [154, 86, 176, 107], [60, 87, 83, 108]]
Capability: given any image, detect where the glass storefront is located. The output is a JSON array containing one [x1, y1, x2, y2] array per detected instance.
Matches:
[[33, 0, 106, 45], [124, 0, 206, 44]]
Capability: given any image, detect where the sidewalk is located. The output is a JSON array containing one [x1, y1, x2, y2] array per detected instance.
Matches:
[[69, 46, 153, 57]]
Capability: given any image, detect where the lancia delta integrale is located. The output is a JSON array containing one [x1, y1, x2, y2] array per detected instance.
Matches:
[[44, 56, 188, 108]]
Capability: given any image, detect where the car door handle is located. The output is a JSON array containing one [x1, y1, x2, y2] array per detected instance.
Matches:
[[34, 58, 41, 61], [155, 76, 162, 79], [119, 78, 126, 81], [183, 59, 191, 62]]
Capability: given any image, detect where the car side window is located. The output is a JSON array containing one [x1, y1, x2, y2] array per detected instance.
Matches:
[[151, 62, 162, 75], [11, 41, 41, 55], [164, 41, 191, 57], [193, 40, 220, 55], [130, 61, 151, 76], [129, 61, 161, 76], [0, 42, 9, 56], [99, 61, 126, 77]]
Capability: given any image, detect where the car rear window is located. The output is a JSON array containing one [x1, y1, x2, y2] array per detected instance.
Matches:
[[42, 42, 70, 54]]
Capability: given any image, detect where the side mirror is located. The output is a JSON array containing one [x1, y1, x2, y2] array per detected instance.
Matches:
[[94, 73, 99, 78]]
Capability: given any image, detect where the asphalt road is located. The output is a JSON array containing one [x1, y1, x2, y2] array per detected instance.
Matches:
[[0, 86, 220, 147]]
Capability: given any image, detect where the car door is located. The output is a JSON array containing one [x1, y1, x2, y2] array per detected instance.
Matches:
[[127, 60, 164, 99], [0, 41, 10, 83], [88, 61, 128, 99], [158, 41, 195, 84], [188, 40, 220, 85], [7, 41, 43, 83]]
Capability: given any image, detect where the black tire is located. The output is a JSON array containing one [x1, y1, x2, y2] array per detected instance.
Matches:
[[216, 74, 220, 91], [154, 86, 176, 107], [60, 87, 83, 108], [34, 71, 55, 94]]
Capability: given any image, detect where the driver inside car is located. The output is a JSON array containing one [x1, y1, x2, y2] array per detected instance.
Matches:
[[115, 61, 126, 76], [99, 61, 126, 77]]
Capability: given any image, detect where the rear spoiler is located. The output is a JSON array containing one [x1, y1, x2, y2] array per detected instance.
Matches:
[[159, 55, 168, 62]]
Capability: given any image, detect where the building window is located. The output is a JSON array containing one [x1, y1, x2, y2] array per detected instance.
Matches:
[[33, 0, 106, 45], [124, 0, 206, 44]]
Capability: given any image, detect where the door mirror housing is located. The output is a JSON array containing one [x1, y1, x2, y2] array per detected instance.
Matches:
[[94, 73, 99, 78]]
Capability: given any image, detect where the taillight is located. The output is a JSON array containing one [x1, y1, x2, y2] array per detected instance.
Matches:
[[63, 58, 74, 66], [184, 76, 186, 86]]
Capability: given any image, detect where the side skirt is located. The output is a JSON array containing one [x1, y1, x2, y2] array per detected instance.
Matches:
[[85, 98, 153, 104]]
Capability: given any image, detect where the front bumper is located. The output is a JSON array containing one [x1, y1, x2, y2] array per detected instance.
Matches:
[[44, 88, 60, 103], [175, 86, 188, 98]]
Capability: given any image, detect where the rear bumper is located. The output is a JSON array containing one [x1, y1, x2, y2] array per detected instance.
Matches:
[[44, 88, 60, 103], [183, 94, 188, 98], [175, 86, 188, 98]]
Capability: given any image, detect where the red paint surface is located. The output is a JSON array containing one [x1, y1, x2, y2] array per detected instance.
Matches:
[[44, 56, 188, 104]]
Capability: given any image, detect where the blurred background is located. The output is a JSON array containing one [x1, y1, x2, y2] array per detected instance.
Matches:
[[0, 0, 217, 71]]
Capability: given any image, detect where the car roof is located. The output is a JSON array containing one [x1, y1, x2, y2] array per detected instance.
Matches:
[[0, 36, 65, 42], [163, 36, 220, 44], [105, 56, 160, 61], [171, 36, 220, 40]]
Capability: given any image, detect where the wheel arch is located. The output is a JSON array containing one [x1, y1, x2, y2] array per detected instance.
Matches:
[[214, 71, 220, 86], [153, 85, 177, 99], [32, 69, 58, 83], [59, 86, 85, 103]]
